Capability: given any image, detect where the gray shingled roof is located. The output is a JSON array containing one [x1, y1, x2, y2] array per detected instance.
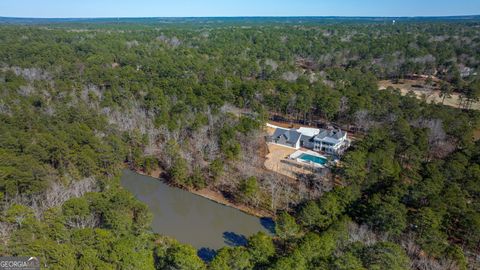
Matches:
[[300, 134, 314, 143], [272, 128, 302, 145], [316, 129, 346, 140]]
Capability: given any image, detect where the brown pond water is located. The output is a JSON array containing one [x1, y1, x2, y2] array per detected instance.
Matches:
[[120, 170, 272, 251]]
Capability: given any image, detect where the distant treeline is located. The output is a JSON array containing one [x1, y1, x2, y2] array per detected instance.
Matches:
[[1, 15, 480, 28]]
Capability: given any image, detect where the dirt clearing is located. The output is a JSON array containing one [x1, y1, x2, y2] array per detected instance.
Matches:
[[379, 79, 480, 110], [265, 143, 319, 179]]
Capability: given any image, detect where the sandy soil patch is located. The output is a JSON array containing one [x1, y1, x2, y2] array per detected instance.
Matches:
[[474, 128, 480, 142], [266, 126, 277, 136], [264, 143, 317, 179], [379, 79, 480, 110], [268, 120, 303, 129]]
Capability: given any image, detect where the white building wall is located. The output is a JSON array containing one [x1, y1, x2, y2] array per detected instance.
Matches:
[[295, 139, 301, 149]]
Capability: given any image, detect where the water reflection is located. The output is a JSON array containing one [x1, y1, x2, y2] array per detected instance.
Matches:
[[223, 232, 248, 246], [197, 248, 217, 262], [120, 170, 270, 249]]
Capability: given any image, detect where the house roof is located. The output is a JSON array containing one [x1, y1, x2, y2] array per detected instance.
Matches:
[[272, 128, 302, 145], [315, 129, 346, 141], [297, 127, 321, 137], [300, 134, 314, 143]]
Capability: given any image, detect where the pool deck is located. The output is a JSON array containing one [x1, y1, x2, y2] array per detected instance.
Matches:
[[290, 150, 327, 168], [264, 125, 327, 178], [264, 143, 323, 178]]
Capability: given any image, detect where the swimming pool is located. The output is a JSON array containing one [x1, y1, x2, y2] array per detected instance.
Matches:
[[299, 153, 328, 165]]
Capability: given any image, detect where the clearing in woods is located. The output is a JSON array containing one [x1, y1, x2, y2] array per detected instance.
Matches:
[[264, 124, 322, 179], [379, 78, 480, 111]]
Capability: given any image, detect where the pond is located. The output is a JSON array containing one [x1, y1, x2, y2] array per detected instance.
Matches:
[[120, 170, 273, 252]]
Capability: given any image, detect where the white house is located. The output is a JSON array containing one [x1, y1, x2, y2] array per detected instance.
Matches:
[[310, 129, 349, 154], [271, 126, 350, 155]]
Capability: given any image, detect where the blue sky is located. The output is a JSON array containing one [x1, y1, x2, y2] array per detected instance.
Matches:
[[1, 0, 479, 18]]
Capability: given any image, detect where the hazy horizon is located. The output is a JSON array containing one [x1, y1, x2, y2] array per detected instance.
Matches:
[[1, 15, 480, 19], [1, 0, 479, 18]]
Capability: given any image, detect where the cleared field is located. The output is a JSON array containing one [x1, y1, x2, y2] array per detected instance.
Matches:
[[379, 79, 480, 110]]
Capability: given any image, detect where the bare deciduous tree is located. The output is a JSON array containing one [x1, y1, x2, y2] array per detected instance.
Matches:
[[354, 110, 373, 132], [65, 213, 100, 229], [400, 237, 460, 270], [347, 222, 380, 246], [3, 177, 97, 219]]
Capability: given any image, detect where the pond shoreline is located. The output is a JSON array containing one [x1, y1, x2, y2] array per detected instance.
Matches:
[[121, 169, 272, 249], [131, 168, 273, 218]]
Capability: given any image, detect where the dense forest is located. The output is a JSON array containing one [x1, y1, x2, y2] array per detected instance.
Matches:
[[0, 17, 480, 269]]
